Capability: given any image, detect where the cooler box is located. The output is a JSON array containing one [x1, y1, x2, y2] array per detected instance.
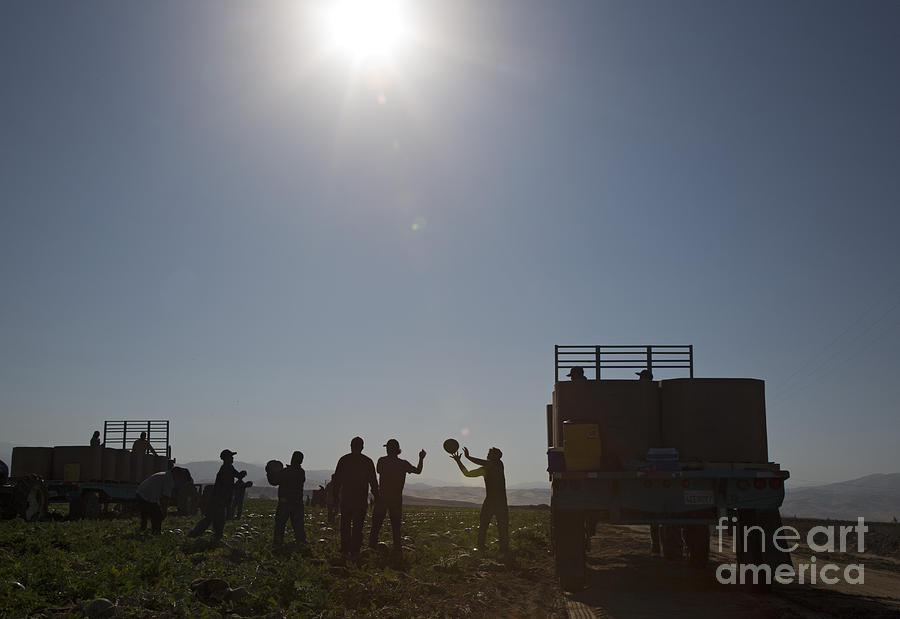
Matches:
[[562, 421, 603, 471], [547, 448, 566, 472]]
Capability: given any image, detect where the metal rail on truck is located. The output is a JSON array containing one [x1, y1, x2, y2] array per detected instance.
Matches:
[[555, 344, 693, 381], [103, 420, 171, 459]]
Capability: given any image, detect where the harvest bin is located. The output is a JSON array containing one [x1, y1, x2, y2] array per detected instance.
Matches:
[[553, 379, 661, 466], [10, 447, 53, 479], [660, 378, 768, 463]]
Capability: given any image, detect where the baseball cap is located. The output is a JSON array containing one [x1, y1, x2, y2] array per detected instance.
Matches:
[[220, 449, 237, 459]]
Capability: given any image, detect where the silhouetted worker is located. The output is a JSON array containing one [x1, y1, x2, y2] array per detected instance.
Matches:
[[333, 437, 379, 557], [90, 431, 101, 447], [324, 474, 338, 524], [567, 367, 587, 381], [636, 368, 654, 381], [452, 446, 509, 552], [229, 478, 252, 519], [369, 439, 425, 551], [131, 432, 158, 455], [272, 451, 307, 548], [136, 469, 176, 534], [188, 449, 246, 541]]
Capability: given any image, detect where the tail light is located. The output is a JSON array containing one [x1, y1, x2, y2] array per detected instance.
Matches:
[[753, 479, 767, 490], [662, 480, 671, 488], [681, 480, 690, 488], [768, 478, 782, 489], [643, 480, 653, 488]]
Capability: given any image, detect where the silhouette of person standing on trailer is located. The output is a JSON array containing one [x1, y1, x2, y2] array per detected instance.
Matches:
[[90, 431, 101, 447], [131, 432, 158, 455], [333, 437, 379, 557], [451, 446, 509, 552], [369, 439, 425, 552], [636, 368, 654, 381], [567, 367, 587, 381]]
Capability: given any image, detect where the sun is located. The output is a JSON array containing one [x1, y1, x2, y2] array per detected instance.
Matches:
[[325, 0, 409, 62]]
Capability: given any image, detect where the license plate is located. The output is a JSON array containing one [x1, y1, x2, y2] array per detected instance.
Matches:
[[684, 490, 714, 505]]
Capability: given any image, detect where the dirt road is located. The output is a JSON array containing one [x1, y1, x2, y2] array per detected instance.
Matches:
[[564, 524, 900, 619]]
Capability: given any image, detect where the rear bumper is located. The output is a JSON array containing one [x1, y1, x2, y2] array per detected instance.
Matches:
[[550, 468, 789, 524]]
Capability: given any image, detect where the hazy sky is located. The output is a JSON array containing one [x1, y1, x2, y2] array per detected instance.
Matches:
[[2, 1, 899, 486]]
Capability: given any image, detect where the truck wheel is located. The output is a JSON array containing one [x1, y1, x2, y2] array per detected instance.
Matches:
[[684, 524, 709, 568], [736, 509, 771, 592], [756, 509, 792, 571], [68, 497, 83, 520], [14, 475, 48, 522], [553, 510, 586, 591], [661, 525, 683, 560], [81, 491, 101, 520]]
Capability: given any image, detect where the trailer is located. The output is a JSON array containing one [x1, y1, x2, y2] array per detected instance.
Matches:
[[547, 345, 791, 591], [5, 420, 194, 520]]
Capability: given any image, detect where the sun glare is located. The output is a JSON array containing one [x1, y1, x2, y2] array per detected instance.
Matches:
[[325, 0, 408, 62]]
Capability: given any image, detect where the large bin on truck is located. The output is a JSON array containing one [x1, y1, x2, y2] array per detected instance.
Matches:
[[547, 345, 791, 591]]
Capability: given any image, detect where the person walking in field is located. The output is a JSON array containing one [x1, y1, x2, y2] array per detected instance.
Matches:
[[451, 446, 509, 552], [271, 451, 307, 548], [324, 474, 338, 524], [188, 449, 246, 541], [369, 439, 425, 552], [333, 437, 379, 557]]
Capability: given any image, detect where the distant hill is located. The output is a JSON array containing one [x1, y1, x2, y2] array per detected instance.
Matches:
[[181, 461, 335, 489], [379, 486, 549, 506], [782, 473, 900, 522]]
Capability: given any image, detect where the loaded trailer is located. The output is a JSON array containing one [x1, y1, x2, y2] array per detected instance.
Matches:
[[547, 345, 791, 591], [3, 420, 197, 520]]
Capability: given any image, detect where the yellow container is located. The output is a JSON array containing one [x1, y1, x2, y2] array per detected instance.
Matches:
[[563, 421, 603, 471]]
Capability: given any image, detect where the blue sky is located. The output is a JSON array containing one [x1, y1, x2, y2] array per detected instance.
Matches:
[[2, 1, 898, 486]]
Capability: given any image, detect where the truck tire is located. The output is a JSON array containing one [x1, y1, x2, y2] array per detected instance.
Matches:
[[684, 524, 710, 568], [756, 509, 793, 571], [14, 475, 48, 522], [81, 490, 101, 520], [553, 510, 586, 591], [69, 496, 84, 520], [661, 525, 683, 560], [736, 509, 771, 592], [1, 484, 18, 520]]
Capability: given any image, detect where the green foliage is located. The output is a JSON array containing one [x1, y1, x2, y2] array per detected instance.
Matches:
[[0, 500, 556, 617]]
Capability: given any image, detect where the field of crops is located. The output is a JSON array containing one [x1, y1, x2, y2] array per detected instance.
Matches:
[[0, 499, 564, 617]]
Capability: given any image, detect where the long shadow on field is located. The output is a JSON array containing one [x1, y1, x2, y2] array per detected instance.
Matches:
[[567, 546, 900, 619]]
